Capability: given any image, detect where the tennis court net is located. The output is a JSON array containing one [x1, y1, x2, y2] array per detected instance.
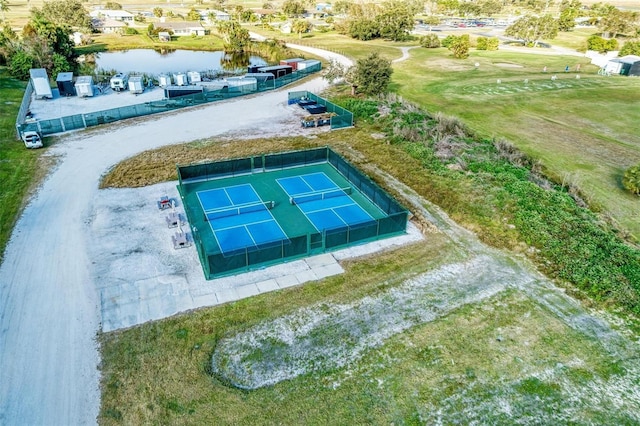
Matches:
[[205, 200, 274, 221], [289, 187, 352, 205]]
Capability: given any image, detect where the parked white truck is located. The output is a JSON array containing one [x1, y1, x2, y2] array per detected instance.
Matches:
[[21, 131, 43, 149]]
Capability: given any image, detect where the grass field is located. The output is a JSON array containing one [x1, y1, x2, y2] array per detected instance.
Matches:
[[0, 70, 45, 263], [391, 48, 640, 239]]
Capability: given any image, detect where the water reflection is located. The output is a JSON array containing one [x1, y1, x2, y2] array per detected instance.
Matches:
[[82, 49, 268, 76]]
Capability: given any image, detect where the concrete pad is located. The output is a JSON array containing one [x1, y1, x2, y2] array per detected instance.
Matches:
[[276, 274, 300, 289], [313, 263, 344, 279], [191, 292, 219, 307], [216, 288, 239, 304], [305, 253, 336, 268], [295, 269, 318, 284], [256, 279, 280, 293], [236, 283, 261, 299]]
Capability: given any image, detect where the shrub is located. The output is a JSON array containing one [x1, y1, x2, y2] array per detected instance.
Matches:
[[619, 40, 640, 56], [622, 164, 640, 196], [124, 27, 139, 35], [420, 34, 441, 48], [441, 35, 456, 48], [587, 34, 618, 53]]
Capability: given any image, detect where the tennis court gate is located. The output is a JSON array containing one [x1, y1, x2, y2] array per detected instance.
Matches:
[[177, 147, 408, 278]]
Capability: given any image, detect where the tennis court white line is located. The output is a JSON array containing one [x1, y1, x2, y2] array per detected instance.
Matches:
[[196, 187, 232, 212], [212, 218, 276, 233]]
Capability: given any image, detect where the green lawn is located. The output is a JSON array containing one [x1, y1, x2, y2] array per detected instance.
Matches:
[[392, 47, 640, 238], [0, 70, 43, 263]]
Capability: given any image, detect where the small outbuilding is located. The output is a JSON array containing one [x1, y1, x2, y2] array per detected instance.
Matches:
[[158, 31, 171, 42], [29, 68, 53, 100], [56, 72, 75, 97], [296, 59, 321, 71], [74, 76, 95, 97], [174, 73, 188, 86], [187, 71, 201, 83], [164, 85, 204, 99]]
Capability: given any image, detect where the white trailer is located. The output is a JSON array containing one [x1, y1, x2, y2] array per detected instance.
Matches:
[[174, 73, 188, 86], [29, 68, 53, 99], [74, 75, 94, 97], [110, 73, 129, 91], [158, 74, 171, 87], [128, 76, 144, 94], [187, 71, 201, 83]]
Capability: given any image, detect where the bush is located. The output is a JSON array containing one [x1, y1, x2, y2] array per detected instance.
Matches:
[[441, 35, 456, 48], [420, 34, 441, 48], [619, 40, 640, 56], [124, 27, 139, 35], [477, 36, 488, 50], [623, 164, 640, 196], [587, 34, 618, 53]]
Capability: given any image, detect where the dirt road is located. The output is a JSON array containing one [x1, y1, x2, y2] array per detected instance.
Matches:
[[0, 47, 350, 425]]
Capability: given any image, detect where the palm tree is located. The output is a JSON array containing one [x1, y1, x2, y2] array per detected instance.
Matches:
[[0, 0, 10, 22]]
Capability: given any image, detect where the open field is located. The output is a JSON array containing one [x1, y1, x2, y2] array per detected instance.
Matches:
[[391, 48, 640, 239]]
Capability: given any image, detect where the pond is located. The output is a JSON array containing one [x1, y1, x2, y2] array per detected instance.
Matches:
[[83, 49, 269, 76]]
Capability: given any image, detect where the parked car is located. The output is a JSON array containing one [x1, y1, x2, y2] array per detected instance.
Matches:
[[21, 131, 43, 149]]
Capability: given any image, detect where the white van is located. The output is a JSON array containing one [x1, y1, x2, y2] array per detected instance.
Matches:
[[21, 131, 43, 149]]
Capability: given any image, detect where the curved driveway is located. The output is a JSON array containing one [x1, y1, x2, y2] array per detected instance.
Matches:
[[0, 46, 351, 425]]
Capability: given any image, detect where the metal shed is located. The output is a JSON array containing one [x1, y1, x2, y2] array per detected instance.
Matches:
[[74, 75, 94, 97], [128, 76, 144, 94], [56, 72, 75, 97], [29, 68, 53, 99]]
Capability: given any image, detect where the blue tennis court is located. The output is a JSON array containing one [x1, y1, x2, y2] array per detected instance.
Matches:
[[277, 172, 375, 232], [197, 184, 288, 254]]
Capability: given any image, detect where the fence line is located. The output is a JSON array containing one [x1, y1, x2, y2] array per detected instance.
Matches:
[[17, 63, 322, 137], [15, 80, 34, 139]]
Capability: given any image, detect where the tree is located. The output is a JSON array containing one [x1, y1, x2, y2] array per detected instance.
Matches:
[[282, 0, 305, 17], [187, 8, 201, 21], [598, 9, 639, 38], [332, 0, 353, 15], [351, 51, 393, 96], [0, 0, 9, 22], [376, 0, 415, 41], [458, 1, 481, 17], [477, 36, 499, 50], [622, 164, 640, 196], [216, 20, 250, 52], [620, 40, 640, 56], [449, 34, 469, 58], [505, 14, 559, 47], [153, 7, 163, 18], [33, 0, 92, 29], [105, 2, 122, 10], [291, 19, 312, 38], [348, 18, 379, 40], [479, 0, 502, 17], [558, 0, 581, 32]]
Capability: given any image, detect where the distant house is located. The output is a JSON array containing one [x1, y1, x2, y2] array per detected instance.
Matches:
[[201, 9, 230, 23], [158, 31, 171, 42], [253, 9, 277, 20], [158, 22, 208, 36], [92, 17, 127, 34], [89, 9, 135, 23]]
